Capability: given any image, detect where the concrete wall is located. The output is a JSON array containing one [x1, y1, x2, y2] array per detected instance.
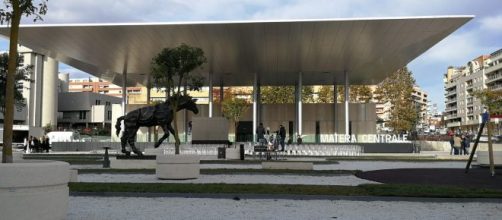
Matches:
[[192, 117, 229, 142], [110, 102, 376, 143]]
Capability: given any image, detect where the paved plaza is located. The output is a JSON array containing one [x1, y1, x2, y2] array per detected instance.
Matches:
[[68, 196, 502, 220]]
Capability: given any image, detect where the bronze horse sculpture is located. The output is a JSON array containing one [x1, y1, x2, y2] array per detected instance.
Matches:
[[115, 95, 199, 156]]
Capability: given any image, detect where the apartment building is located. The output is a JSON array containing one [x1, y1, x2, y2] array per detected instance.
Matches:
[[444, 48, 502, 132], [372, 85, 429, 132], [69, 77, 142, 97]]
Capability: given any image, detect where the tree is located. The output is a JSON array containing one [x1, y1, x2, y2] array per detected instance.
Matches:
[[221, 96, 249, 145], [1, 0, 48, 163], [261, 86, 315, 104], [0, 53, 32, 114], [353, 85, 372, 103], [473, 89, 502, 115], [473, 88, 502, 176], [374, 67, 418, 133], [151, 44, 206, 154]]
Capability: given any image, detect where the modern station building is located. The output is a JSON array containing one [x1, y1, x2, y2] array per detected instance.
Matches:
[[0, 16, 472, 143]]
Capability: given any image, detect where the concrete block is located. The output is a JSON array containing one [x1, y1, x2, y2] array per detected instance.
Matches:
[[0, 160, 69, 220], [110, 158, 156, 169], [156, 155, 200, 179], [225, 148, 240, 160], [476, 151, 502, 166], [69, 169, 78, 182]]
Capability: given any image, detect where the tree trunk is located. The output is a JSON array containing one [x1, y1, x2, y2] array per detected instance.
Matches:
[[173, 108, 180, 154], [234, 121, 238, 148], [2, 1, 21, 163], [487, 121, 495, 176]]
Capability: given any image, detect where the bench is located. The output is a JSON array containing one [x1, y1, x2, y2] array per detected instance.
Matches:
[[262, 161, 313, 170]]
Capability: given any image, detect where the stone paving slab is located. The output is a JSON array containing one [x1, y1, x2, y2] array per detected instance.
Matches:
[[68, 196, 502, 220]]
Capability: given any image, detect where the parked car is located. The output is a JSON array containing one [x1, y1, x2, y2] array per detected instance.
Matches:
[[475, 135, 501, 143]]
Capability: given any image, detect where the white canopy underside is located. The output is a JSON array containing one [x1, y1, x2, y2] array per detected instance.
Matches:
[[0, 16, 473, 86]]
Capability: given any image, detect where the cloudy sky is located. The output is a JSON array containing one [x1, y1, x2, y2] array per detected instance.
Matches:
[[1, 0, 501, 111]]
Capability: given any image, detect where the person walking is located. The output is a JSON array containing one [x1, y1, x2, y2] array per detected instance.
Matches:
[[279, 124, 286, 151]]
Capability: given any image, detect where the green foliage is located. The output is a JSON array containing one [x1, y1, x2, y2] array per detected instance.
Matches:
[[0, 0, 48, 24], [335, 85, 373, 103], [151, 44, 206, 97], [0, 53, 32, 114], [261, 86, 315, 104], [473, 89, 502, 115], [374, 67, 418, 133], [42, 123, 54, 133], [222, 97, 249, 141], [316, 86, 333, 103], [150, 44, 207, 153]]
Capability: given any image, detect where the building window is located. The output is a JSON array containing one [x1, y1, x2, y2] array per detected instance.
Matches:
[[96, 100, 101, 105], [107, 111, 112, 120], [106, 101, 110, 106], [79, 111, 87, 120]]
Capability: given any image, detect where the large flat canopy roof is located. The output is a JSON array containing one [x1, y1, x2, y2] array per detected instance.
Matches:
[[0, 16, 472, 86]]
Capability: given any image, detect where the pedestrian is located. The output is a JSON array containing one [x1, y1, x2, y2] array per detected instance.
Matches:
[[279, 124, 286, 151], [448, 130, 455, 155], [33, 137, 40, 153], [462, 133, 470, 155], [29, 136, 34, 153], [43, 136, 51, 153], [256, 123, 265, 145], [453, 134, 462, 155]]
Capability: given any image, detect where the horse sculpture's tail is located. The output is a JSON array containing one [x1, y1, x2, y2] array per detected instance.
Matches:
[[115, 116, 125, 136]]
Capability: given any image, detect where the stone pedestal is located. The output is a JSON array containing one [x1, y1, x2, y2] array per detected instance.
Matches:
[[156, 155, 200, 179], [0, 160, 70, 220]]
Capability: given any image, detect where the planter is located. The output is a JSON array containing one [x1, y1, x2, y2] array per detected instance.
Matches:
[[156, 155, 200, 179], [476, 151, 502, 166], [0, 160, 70, 220]]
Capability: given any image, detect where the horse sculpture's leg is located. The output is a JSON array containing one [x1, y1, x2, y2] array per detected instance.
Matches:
[[127, 127, 143, 156], [167, 124, 177, 144], [154, 125, 170, 148], [120, 128, 131, 156]]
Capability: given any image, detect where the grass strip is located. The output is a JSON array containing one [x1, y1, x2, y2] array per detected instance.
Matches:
[[77, 168, 360, 176], [69, 182, 502, 198]]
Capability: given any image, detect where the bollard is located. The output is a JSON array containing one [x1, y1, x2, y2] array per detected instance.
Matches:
[[240, 144, 245, 160], [103, 147, 110, 168]]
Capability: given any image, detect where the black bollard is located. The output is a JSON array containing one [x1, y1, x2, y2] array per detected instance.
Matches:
[[103, 147, 110, 168], [240, 144, 245, 160]]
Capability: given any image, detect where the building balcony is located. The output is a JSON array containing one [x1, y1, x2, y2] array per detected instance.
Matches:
[[445, 90, 457, 97], [485, 60, 502, 74], [444, 83, 456, 89], [486, 73, 502, 83], [445, 114, 458, 120], [444, 107, 457, 112], [445, 98, 457, 104], [447, 121, 461, 127], [488, 84, 502, 91]]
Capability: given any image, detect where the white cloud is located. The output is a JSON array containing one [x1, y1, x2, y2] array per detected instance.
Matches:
[[480, 15, 502, 33]]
